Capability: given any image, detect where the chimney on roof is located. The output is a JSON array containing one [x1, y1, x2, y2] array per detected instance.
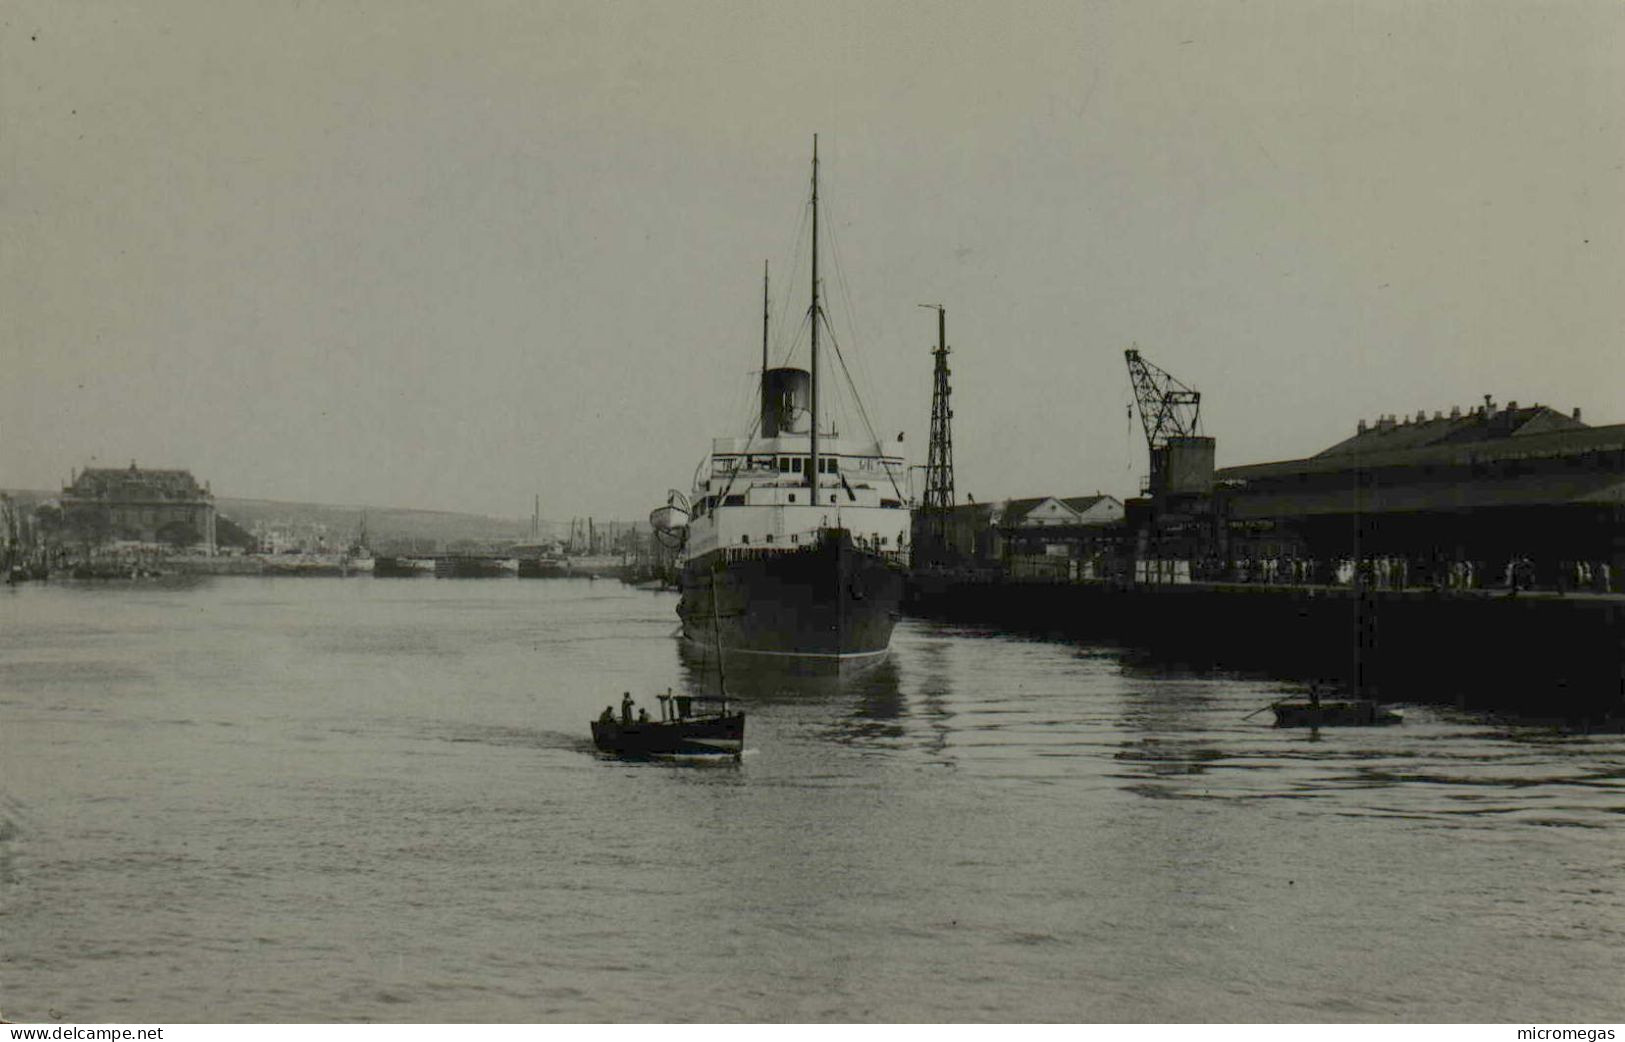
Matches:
[[1573, 407, 1582, 422], [1450, 405, 1461, 419], [1416, 410, 1426, 423], [1357, 418, 1367, 434], [1507, 400, 1518, 413], [1433, 411, 1442, 420]]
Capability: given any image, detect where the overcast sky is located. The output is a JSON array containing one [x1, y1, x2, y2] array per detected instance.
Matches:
[[4, 1, 1622, 519]]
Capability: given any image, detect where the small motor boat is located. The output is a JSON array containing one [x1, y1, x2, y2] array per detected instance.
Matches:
[[592, 584, 743, 759], [592, 691, 743, 758], [1272, 699, 1403, 728]]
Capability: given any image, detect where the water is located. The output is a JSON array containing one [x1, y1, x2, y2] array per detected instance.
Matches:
[[2, 577, 1622, 1023]]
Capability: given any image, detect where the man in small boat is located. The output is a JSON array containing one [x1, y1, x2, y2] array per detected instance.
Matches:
[[599, 705, 615, 724], [638, 707, 651, 724], [621, 693, 634, 724]]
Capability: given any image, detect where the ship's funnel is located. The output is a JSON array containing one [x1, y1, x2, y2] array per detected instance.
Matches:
[[761, 367, 811, 437]]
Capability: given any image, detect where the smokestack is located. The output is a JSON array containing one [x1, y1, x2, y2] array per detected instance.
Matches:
[[1573, 407, 1583, 422], [761, 367, 811, 438]]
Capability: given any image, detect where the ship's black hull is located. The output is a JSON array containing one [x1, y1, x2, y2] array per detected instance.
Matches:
[[372, 556, 424, 577], [591, 714, 744, 758], [517, 558, 572, 578], [433, 557, 512, 578], [677, 528, 904, 668]]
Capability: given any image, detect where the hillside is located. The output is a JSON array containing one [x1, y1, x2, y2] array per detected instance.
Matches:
[[215, 498, 534, 552], [0, 489, 640, 553]]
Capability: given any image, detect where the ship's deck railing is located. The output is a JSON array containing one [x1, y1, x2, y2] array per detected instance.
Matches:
[[691, 543, 910, 568]]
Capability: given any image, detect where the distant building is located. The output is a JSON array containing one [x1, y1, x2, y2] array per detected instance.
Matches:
[[1061, 495, 1126, 527], [921, 493, 1125, 566], [61, 463, 217, 553], [1213, 401, 1625, 580], [998, 496, 1081, 527], [249, 520, 333, 554]]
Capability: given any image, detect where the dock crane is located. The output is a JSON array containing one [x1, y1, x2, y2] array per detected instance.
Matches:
[[1124, 346, 1202, 452], [1123, 346, 1215, 501], [1121, 345, 1217, 589]]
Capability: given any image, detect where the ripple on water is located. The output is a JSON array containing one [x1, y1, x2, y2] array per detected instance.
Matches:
[[1, 581, 1623, 1022]]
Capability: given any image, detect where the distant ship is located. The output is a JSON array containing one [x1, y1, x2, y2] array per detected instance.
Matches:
[[345, 511, 374, 573], [516, 552, 571, 578], [664, 139, 908, 669], [258, 552, 353, 576], [434, 555, 517, 578], [372, 555, 432, 577]]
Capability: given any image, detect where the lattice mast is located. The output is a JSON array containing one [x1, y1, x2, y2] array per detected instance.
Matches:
[[923, 305, 955, 551], [1124, 346, 1201, 452]]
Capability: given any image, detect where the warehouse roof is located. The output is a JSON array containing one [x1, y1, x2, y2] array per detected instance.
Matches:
[[1314, 402, 1586, 458], [1220, 407, 1625, 484]]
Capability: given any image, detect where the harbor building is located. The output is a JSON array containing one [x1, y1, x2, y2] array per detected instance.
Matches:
[[61, 463, 218, 553], [1208, 400, 1625, 590], [926, 493, 1126, 574]]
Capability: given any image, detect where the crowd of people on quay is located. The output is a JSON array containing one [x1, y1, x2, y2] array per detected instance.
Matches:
[[1191, 554, 1617, 593]]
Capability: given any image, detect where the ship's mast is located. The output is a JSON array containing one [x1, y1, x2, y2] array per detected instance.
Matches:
[[808, 134, 821, 502], [761, 259, 769, 424]]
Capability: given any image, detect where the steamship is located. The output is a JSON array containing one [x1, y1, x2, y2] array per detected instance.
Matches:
[[660, 140, 909, 667]]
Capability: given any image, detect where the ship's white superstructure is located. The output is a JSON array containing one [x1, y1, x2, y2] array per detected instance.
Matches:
[[685, 434, 910, 563]]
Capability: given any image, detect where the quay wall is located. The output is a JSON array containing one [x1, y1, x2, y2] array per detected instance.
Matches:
[[905, 575, 1625, 718], [166, 555, 267, 575]]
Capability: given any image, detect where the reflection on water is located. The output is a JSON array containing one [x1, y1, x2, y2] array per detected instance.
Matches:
[[1, 580, 1622, 1023], [678, 644, 914, 750]]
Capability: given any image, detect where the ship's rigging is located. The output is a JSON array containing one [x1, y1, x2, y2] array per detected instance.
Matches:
[[714, 135, 905, 505]]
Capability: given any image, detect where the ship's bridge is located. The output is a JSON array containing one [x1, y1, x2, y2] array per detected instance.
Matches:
[[704, 436, 906, 486], [683, 434, 912, 559]]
